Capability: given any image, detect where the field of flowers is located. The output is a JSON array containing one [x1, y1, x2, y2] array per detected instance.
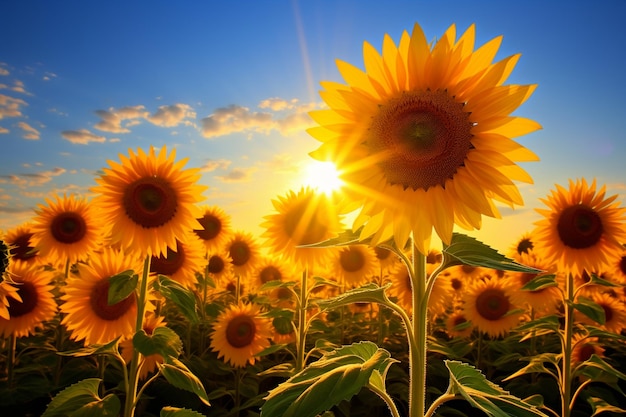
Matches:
[[2, 21, 626, 417]]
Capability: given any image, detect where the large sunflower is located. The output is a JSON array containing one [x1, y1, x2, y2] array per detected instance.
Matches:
[[193, 205, 233, 254], [533, 178, 626, 277], [308, 23, 540, 253], [0, 260, 57, 338], [463, 275, 522, 338], [91, 146, 206, 257], [332, 245, 379, 286], [30, 194, 103, 264], [60, 248, 151, 345], [0, 280, 22, 320], [224, 231, 261, 277], [261, 187, 343, 269], [4, 223, 40, 265], [210, 302, 272, 368], [150, 232, 207, 289]]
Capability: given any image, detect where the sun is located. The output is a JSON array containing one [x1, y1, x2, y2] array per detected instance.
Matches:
[[301, 161, 343, 194]]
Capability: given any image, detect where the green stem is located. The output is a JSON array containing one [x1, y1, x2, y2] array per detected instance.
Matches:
[[368, 382, 401, 417], [7, 334, 16, 389], [54, 258, 71, 387], [424, 393, 458, 417], [295, 268, 308, 372], [123, 255, 151, 417], [409, 242, 427, 417], [561, 272, 575, 417]]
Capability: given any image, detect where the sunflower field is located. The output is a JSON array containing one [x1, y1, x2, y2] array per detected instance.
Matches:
[[2, 22, 626, 417]]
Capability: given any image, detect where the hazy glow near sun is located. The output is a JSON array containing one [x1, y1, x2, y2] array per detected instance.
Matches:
[[302, 161, 343, 194]]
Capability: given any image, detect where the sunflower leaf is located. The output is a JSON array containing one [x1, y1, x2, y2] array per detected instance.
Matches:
[[521, 274, 558, 291], [57, 336, 121, 358], [444, 360, 549, 417], [574, 354, 626, 384], [297, 227, 364, 247], [133, 326, 183, 359], [587, 396, 626, 416], [588, 273, 622, 288], [261, 341, 396, 417], [314, 283, 393, 311], [502, 353, 560, 383], [159, 358, 210, 407], [154, 275, 199, 324], [442, 233, 543, 273], [569, 296, 605, 325], [42, 378, 120, 417], [107, 270, 138, 305], [160, 406, 207, 417]]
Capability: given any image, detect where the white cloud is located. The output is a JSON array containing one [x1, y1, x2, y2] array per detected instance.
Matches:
[[200, 98, 318, 139], [0, 80, 28, 94], [0, 94, 27, 119], [17, 121, 40, 140], [200, 158, 232, 172], [147, 103, 196, 127], [0, 167, 66, 187], [61, 129, 106, 145], [0, 68, 8, 76], [214, 167, 257, 183], [0, 126, 8, 134], [94, 105, 148, 133]]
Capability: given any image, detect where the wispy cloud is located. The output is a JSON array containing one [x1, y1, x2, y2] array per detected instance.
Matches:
[[0, 126, 8, 134], [93, 103, 196, 133], [147, 103, 196, 127], [94, 105, 148, 133], [0, 80, 29, 95], [200, 158, 232, 172], [0, 67, 9, 76], [0, 94, 27, 119], [261, 153, 300, 174], [61, 129, 106, 144], [17, 121, 40, 140], [214, 167, 257, 183], [0, 167, 66, 187], [200, 98, 318, 139]]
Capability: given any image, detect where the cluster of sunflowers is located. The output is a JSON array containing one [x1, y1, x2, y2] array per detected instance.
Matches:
[[2, 21, 626, 417]]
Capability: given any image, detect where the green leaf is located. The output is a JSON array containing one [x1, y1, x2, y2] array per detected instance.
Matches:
[[298, 227, 365, 248], [42, 378, 120, 417], [570, 296, 605, 324], [588, 273, 622, 288], [587, 396, 626, 416], [160, 406, 207, 417], [257, 343, 289, 357], [445, 360, 549, 417], [261, 341, 397, 417], [154, 275, 199, 323], [502, 353, 561, 383], [133, 326, 183, 359], [57, 337, 121, 358], [159, 358, 210, 407], [108, 270, 138, 305], [259, 280, 297, 291], [574, 354, 626, 383], [315, 283, 393, 311], [442, 233, 543, 273], [521, 274, 558, 291]]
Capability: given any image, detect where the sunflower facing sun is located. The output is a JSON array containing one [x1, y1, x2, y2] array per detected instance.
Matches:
[[92, 146, 206, 257], [308, 22, 540, 253]]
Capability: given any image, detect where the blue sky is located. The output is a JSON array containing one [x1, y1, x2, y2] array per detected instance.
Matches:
[[1, 0, 625, 252]]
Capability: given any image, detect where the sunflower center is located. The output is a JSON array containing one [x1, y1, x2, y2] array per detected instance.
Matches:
[[517, 238, 534, 255], [123, 177, 178, 228], [151, 241, 185, 276], [283, 199, 328, 245], [10, 233, 37, 261], [51, 212, 87, 244], [576, 343, 596, 362], [451, 278, 462, 291], [208, 255, 226, 274], [7, 282, 38, 317], [453, 315, 467, 327], [374, 246, 391, 261], [620, 256, 626, 277], [260, 266, 282, 283], [557, 204, 603, 249], [0, 240, 9, 274], [90, 278, 136, 321], [367, 89, 473, 191], [475, 288, 510, 321], [194, 213, 222, 241], [229, 241, 251, 267], [340, 248, 365, 273], [225, 315, 256, 348]]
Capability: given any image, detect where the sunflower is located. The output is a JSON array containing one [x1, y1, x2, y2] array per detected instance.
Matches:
[[463, 275, 522, 338], [4, 223, 40, 265], [60, 248, 152, 345], [1, 237, 10, 280], [332, 245, 379, 286], [445, 309, 474, 339], [571, 334, 605, 367], [506, 252, 560, 315], [150, 232, 207, 289], [533, 178, 626, 277], [0, 280, 22, 320], [224, 231, 261, 276], [387, 260, 439, 314], [210, 302, 272, 368], [206, 252, 234, 282], [576, 291, 626, 335], [373, 246, 400, 273], [261, 187, 343, 269], [91, 146, 206, 257], [250, 256, 296, 306], [0, 260, 57, 338], [193, 205, 233, 254], [308, 22, 540, 253], [30, 194, 103, 264], [120, 312, 167, 380], [508, 231, 535, 260]]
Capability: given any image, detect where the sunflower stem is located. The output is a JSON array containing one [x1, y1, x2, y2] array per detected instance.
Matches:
[[561, 272, 575, 417], [6, 333, 16, 389], [368, 381, 401, 417], [409, 242, 427, 417], [295, 268, 308, 372], [123, 255, 151, 417]]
